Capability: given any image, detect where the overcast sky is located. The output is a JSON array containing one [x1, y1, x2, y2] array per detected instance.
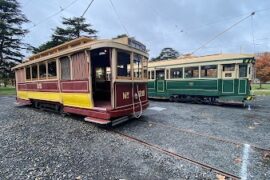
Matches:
[[21, 0, 270, 58]]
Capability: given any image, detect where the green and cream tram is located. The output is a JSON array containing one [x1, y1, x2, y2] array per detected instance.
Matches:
[[147, 54, 255, 104]]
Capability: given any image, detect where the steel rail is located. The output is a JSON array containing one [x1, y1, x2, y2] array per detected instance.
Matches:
[[113, 130, 240, 179], [139, 119, 270, 152]]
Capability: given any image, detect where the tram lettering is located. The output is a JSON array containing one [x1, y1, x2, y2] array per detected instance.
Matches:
[[138, 90, 145, 97], [37, 83, 42, 89], [123, 92, 130, 100]]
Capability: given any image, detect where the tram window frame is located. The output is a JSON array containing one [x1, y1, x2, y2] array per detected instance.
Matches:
[[239, 64, 248, 78], [31, 64, 38, 80], [60, 56, 71, 80], [48, 60, 57, 79], [166, 69, 169, 79], [116, 50, 132, 79], [223, 64, 235, 71], [26, 66, 31, 80], [133, 53, 143, 79], [170, 67, 183, 79], [151, 70, 155, 80], [184, 66, 199, 78], [95, 67, 106, 81], [156, 70, 165, 80], [200, 65, 217, 78], [142, 56, 148, 79], [39, 62, 47, 80]]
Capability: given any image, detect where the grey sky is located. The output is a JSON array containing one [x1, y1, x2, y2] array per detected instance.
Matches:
[[21, 0, 270, 58]]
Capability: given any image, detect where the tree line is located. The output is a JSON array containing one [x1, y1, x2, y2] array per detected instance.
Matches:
[[0, 0, 269, 87]]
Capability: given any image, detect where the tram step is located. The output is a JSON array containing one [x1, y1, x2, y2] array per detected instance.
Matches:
[[84, 117, 111, 125]]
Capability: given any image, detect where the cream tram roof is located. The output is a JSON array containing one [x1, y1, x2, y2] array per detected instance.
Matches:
[[148, 53, 254, 68], [13, 36, 148, 70]]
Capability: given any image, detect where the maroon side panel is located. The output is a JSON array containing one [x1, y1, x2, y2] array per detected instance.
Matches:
[[114, 82, 148, 108], [61, 80, 89, 93], [40, 81, 59, 92], [26, 83, 38, 91], [18, 83, 27, 91], [115, 83, 133, 107], [63, 101, 149, 120], [24, 81, 59, 92], [135, 83, 147, 103]]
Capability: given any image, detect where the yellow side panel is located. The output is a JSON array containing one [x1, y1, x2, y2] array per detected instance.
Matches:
[[62, 93, 93, 109], [17, 91, 93, 109], [17, 91, 29, 100], [28, 91, 62, 102]]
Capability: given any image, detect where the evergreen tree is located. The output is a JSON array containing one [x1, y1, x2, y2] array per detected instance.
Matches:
[[0, 0, 29, 86], [33, 17, 97, 53], [152, 47, 180, 61]]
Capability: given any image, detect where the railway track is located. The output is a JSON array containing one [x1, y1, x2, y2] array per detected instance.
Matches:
[[113, 129, 240, 180], [139, 119, 270, 152]]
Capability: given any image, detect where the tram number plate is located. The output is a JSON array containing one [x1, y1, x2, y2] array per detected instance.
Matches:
[[123, 92, 130, 100], [122, 90, 145, 100]]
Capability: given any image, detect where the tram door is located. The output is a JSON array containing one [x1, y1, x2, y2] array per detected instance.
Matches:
[[221, 64, 235, 94], [90, 48, 111, 107], [156, 69, 165, 93]]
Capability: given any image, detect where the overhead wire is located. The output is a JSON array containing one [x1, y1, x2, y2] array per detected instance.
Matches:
[[27, 0, 80, 30], [108, 0, 129, 35], [191, 12, 256, 54], [250, 14, 256, 54], [178, 7, 270, 34], [81, 0, 95, 17]]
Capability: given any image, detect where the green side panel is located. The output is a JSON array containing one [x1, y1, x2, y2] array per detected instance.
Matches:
[[157, 80, 165, 92], [166, 79, 219, 96], [148, 81, 155, 90], [222, 80, 234, 93], [238, 79, 247, 94], [147, 78, 251, 101], [167, 79, 218, 90]]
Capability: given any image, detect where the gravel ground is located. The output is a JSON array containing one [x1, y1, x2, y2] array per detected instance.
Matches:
[[0, 96, 217, 180], [0, 96, 269, 179]]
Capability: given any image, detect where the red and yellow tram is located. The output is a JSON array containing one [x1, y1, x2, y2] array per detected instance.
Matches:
[[12, 36, 149, 126]]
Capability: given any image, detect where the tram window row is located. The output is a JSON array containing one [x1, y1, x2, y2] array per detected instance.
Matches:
[[148, 63, 250, 80]]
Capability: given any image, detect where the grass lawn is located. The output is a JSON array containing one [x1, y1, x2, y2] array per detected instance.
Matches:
[[0, 86, 16, 96], [251, 83, 270, 90], [251, 84, 270, 96]]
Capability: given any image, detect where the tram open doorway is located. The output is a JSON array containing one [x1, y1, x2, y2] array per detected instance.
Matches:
[[90, 48, 112, 109]]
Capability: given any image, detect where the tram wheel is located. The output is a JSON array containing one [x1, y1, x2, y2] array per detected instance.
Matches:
[[169, 96, 175, 102]]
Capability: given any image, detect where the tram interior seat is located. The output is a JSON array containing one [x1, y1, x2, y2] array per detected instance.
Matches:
[[90, 48, 112, 109]]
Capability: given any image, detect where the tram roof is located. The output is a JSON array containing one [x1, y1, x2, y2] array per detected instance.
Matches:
[[148, 53, 255, 68], [12, 36, 148, 70]]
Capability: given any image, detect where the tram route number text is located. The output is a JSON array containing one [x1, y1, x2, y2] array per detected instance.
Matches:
[[122, 90, 145, 100]]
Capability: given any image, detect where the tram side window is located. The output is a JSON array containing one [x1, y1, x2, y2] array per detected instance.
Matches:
[[32, 65, 38, 80], [39, 63, 47, 79], [48, 60, 57, 78], [223, 64, 235, 71], [170, 67, 183, 79], [184, 66, 199, 78], [151, 71, 155, 79], [96, 67, 105, 81], [26, 66, 31, 80], [117, 51, 131, 78], [106, 67, 111, 81], [143, 57, 148, 79], [134, 53, 143, 78], [239, 64, 247, 77], [60, 57, 71, 80], [156, 70, 165, 80], [201, 65, 217, 78]]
